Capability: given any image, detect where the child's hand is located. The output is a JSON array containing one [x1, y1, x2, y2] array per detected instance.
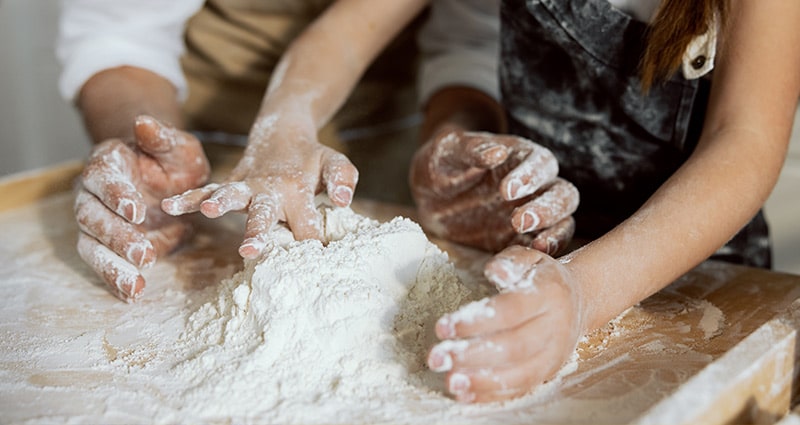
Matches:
[[162, 112, 358, 259], [427, 246, 584, 403], [410, 128, 578, 254], [75, 115, 210, 301]]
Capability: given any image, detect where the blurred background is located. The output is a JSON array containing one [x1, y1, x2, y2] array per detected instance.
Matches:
[[0, 0, 88, 176], [1, 0, 798, 274]]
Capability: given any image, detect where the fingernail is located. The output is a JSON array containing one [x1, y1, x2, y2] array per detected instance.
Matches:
[[161, 197, 181, 216], [429, 339, 470, 373], [200, 200, 221, 218], [428, 347, 453, 372], [476, 143, 507, 163], [113, 264, 144, 301], [547, 236, 559, 255], [117, 198, 144, 224], [506, 180, 521, 200], [517, 210, 540, 233], [436, 315, 456, 339], [128, 276, 145, 301], [331, 186, 353, 205], [449, 373, 471, 394], [134, 115, 155, 128], [127, 241, 154, 268], [239, 237, 266, 259]]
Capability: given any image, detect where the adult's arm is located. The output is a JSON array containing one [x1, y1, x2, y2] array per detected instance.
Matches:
[[60, 1, 210, 301], [58, 0, 203, 109], [411, 0, 577, 255]]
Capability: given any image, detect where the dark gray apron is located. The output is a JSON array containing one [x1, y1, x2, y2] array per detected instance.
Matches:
[[499, 0, 771, 267]]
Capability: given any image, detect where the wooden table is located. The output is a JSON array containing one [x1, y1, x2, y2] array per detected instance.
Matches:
[[2, 159, 800, 424]]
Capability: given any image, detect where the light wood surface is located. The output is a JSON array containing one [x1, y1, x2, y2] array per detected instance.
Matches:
[[0, 159, 82, 212], [2, 161, 800, 424]]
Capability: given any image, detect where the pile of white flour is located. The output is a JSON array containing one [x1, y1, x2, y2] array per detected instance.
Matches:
[[164, 207, 477, 423]]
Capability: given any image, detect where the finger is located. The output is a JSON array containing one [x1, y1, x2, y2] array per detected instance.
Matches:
[[321, 152, 358, 207], [510, 178, 579, 233], [82, 141, 147, 224], [134, 115, 210, 192], [239, 193, 280, 259], [445, 350, 560, 403], [484, 245, 545, 292], [162, 183, 220, 216], [200, 182, 252, 218], [429, 312, 555, 371], [75, 190, 156, 268], [447, 368, 530, 404], [458, 133, 511, 169], [424, 131, 489, 197], [432, 289, 546, 343], [145, 219, 193, 257], [500, 143, 558, 201], [284, 190, 324, 240], [456, 386, 528, 404], [77, 232, 145, 302], [133, 115, 175, 155], [531, 216, 575, 256]]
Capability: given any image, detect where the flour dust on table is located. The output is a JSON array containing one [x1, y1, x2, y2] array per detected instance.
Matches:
[[0, 195, 586, 425]]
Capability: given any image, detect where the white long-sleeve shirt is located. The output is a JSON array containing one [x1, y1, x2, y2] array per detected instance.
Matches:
[[416, 0, 501, 105], [57, 0, 203, 102]]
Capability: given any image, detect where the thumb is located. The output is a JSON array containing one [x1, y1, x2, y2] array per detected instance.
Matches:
[[458, 132, 510, 169], [133, 115, 177, 157], [133, 115, 210, 195], [420, 130, 502, 197]]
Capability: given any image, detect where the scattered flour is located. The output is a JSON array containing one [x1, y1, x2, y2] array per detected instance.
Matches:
[[696, 299, 726, 340], [4, 192, 769, 425], [163, 206, 477, 423], [0, 195, 589, 424]]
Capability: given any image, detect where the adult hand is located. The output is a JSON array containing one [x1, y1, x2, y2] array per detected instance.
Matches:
[[75, 115, 210, 301], [410, 128, 579, 254], [427, 245, 585, 403], [162, 112, 358, 259]]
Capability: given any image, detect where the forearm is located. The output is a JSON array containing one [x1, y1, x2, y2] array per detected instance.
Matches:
[[567, 129, 787, 332], [254, 0, 429, 133], [77, 66, 183, 143]]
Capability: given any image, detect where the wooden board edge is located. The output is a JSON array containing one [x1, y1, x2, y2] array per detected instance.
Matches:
[[0, 160, 84, 212], [633, 308, 800, 425]]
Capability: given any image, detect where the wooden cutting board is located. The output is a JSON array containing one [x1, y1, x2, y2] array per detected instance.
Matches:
[[1, 158, 800, 424]]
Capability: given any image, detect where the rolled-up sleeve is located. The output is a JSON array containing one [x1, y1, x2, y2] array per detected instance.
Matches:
[[417, 0, 500, 104], [57, 0, 204, 103]]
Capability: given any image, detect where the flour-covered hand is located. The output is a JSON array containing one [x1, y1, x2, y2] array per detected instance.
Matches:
[[410, 129, 579, 254], [75, 115, 210, 301], [162, 113, 358, 259], [427, 245, 584, 403]]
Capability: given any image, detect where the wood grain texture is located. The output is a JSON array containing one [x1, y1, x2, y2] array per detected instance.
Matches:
[[0, 160, 82, 212], [2, 161, 800, 424]]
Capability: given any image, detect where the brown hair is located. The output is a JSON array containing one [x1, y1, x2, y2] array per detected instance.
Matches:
[[640, 0, 729, 90]]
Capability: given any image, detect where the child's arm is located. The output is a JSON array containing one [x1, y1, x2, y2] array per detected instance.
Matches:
[[430, 0, 800, 403], [164, 0, 430, 257]]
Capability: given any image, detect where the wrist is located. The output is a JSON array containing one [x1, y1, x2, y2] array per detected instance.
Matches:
[[78, 66, 183, 143], [420, 86, 507, 142]]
